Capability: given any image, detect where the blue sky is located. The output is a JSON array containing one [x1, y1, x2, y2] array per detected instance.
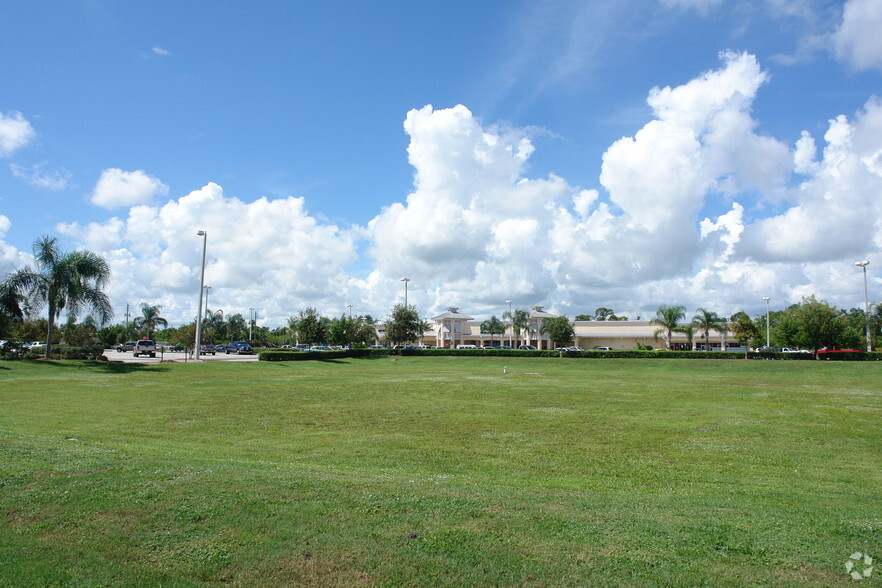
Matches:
[[2, 0, 882, 326]]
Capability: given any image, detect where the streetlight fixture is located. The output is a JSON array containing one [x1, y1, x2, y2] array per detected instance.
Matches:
[[249, 307, 255, 341], [347, 304, 353, 318], [855, 260, 871, 352], [506, 299, 513, 347], [195, 230, 207, 359], [401, 277, 410, 307], [762, 296, 770, 349]]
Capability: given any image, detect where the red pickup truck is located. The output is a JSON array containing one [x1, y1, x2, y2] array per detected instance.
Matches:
[[816, 346, 860, 359]]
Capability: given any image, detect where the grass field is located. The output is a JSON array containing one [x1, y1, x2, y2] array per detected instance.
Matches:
[[1, 356, 880, 586]]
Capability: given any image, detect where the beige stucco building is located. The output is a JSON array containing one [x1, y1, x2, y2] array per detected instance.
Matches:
[[378, 306, 740, 351]]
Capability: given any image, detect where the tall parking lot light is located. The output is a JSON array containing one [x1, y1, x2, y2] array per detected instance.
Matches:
[[249, 307, 255, 341], [506, 299, 513, 347], [401, 277, 410, 308], [762, 296, 770, 349], [855, 260, 871, 352], [195, 230, 207, 359]]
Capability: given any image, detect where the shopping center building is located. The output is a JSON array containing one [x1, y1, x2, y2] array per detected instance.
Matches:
[[380, 305, 738, 350]]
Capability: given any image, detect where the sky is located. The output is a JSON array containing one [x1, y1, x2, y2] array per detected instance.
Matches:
[[2, 0, 882, 327]]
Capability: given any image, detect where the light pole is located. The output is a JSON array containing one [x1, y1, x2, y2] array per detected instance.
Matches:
[[248, 308, 254, 341], [762, 296, 770, 349], [203, 286, 211, 319], [195, 230, 207, 359], [401, 277, 410, 308], [506, 299, 513, 347], [347, 304, 353, 318], [855, 260, 871, 352]]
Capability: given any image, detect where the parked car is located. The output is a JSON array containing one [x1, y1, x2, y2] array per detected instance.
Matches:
[[592, 347, 613, 351], [200, 344, 217, 355], [133, 340, 157, 358], [309, 345, 333, 351], [456, 344, 477, 349], [517, 345, 537, 350], [168, 344, 184, 352], [115, 341, 137, 352], [226, 341, 254, 355]]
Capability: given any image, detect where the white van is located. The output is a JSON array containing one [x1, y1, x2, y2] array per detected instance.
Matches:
[[456, 344, 477, 349]]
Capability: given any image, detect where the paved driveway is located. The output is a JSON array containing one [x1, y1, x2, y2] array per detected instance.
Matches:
[[105, 349, 260, 363]]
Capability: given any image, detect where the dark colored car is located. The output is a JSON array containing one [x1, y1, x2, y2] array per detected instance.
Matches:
[[200, 344, 217, 355], [226, 341, 254, 355], [168, 344, 184, 352]]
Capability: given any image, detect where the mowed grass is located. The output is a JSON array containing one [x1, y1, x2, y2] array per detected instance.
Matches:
[[1, 357, 880, 586]]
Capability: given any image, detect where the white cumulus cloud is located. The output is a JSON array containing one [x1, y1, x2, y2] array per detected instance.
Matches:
[[834, 0, 882, 71], [59, 182, 359, 325], [89, 168, 169, 208], [0, 111, 36, 156]]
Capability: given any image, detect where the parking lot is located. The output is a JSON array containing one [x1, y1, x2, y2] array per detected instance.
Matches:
[[105, 349, 260, 364]]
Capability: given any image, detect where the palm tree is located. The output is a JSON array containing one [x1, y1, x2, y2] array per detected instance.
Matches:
[[675, 322, 697, 350], [480, 315, 505, 347], [417, 319, 432, 346], [503, 308, 531, 346], [3, 235, 112, 358], [651, 304, 686, 350], [133, 304, 168, 339], [692, 308, 724, 351]]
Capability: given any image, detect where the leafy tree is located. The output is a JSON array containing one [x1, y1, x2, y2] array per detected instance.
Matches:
[[2, 235, 112, 357], [651, 305, 685, 350], [226, 313, 247, 341], [328, 314, 377, 346], [692, 308, 725, 350], [385, 303, 420, 346], [98, 323, 127, 348], [327, 315, 349, 346], [480, 316, 505, 346], [541, 315, 575, 348], [293, 307, 327, 345], [170, 323, 196, 347], [574, 314, 593, 321], [133, 304, 168, 339], [61, 315, 98, 346], [789, 296, 848, 353], [593, 307, 615, 321], [729, 311, 760, 347]]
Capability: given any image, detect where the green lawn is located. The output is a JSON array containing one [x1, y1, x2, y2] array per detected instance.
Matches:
[[1, 357, 880, 586]]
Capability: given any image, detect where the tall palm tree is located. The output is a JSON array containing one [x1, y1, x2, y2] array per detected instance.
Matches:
[[651, 304, 686, 350], [133, 304, 168, 339], [480, 315, 505, 347], [503, 308, 531, 347], [2, 235, 112, 358], [692, 308, 724, 351]]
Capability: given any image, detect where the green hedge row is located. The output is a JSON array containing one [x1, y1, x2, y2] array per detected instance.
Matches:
[[259, 349, 390, 361], [259, 348, 882, 361]]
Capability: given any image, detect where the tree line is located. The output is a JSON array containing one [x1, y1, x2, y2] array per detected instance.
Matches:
[[3, 236, 881, 354]]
